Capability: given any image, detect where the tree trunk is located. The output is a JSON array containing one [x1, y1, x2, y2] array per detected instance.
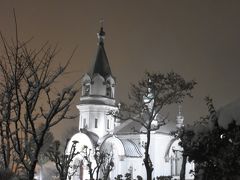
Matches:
[[87, 162, 94, 180], [143, 129, 153, 180], [60, 174, 65, 180], [61, 175, 66, 180], [180, 154, 187, 180], [28, 171, 35, 180], [90, 173, 94, 180], [103, 171, 110, 180], [28, 157, 38, 180], [96, 167, 100, 180]]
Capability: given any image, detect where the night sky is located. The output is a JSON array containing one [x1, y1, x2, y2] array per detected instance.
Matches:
[[1, 1, 240, 138]]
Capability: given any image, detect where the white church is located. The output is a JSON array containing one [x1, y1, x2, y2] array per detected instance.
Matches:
[[67, 27, 194, 180]]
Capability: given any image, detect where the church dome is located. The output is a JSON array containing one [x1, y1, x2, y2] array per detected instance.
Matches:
[[100, 136, 142, 158], [66, 132, 93, 155]]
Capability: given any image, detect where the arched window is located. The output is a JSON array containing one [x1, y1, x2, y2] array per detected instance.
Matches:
[[106, 86, 111, 97], [106, 119, 110, 130], [106, 81, 112, 98], [95, 118, 98, 128], [83, 83, 90, 96]]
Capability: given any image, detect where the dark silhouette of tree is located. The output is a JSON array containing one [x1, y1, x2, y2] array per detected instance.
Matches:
[[0, 12, 77, 179], [94, 146, 106, 180], [0, 169, 18, 180], [175, 97, 217, 180], [124, 173, 132, 180], [178, 97, 240, 180], [111, 72, 196, 180], [81, 145, 95, 180], [173, 126, 194, 180], [114, 173, 133, 180], [101, 153, 114, 180], [46, 140, 80, 180]]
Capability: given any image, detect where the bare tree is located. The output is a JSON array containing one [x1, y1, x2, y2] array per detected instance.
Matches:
[[81, 145, 95, 180], [46, 140, 80, 180], [0, 12, 77, 179], [101, 153, 114, 180], [94, 146, 111, 180], [81, 145, 114, 180], [111, 72, 196, 180]]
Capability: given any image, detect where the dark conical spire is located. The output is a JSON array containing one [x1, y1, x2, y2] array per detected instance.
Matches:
[[89, 24, 112, 79]]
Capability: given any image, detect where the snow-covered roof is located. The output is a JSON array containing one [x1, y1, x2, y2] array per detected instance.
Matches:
[[118, 138, 142, 157], [100, 136, 142, 158], [67, 132, 93, 155], [81, 128, 99, 146], [114, 119, 176, 135]]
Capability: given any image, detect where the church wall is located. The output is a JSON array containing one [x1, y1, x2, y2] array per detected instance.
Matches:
[[150, 133, 173, 177], [115, 133, 172, 178], [109, 156, 144, 179], [110, 153, 126, 178], [116, 133, 194, 179], [77, 104, 117, 138], [125, 157, 144, 179], [136, 133, 173, 178]]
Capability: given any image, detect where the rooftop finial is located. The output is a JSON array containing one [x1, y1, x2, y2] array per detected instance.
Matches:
[[176, 104, 184, 129], [178, 104, 182, 116], [97, 19, 105, 44]]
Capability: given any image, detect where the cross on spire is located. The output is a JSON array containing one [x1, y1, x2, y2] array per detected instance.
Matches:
[[97, 19, 105, 44]]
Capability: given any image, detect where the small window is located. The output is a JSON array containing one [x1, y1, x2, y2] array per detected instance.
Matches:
[[106, 87, 111, 97], [95, 118, 98, 128], [83, 84, 90, 96], [106, 82, 112, 97], [107, 119, 110, 130], [83, 118, 87, 128]]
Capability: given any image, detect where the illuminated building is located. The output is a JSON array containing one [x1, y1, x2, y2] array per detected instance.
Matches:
[[67, 27, 194, 180]]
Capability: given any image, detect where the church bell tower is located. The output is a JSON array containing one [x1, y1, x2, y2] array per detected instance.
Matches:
[[77, 26, 118, 138]]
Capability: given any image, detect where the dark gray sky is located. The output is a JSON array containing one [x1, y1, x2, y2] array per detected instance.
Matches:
[[1, 1, 240, 137]]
